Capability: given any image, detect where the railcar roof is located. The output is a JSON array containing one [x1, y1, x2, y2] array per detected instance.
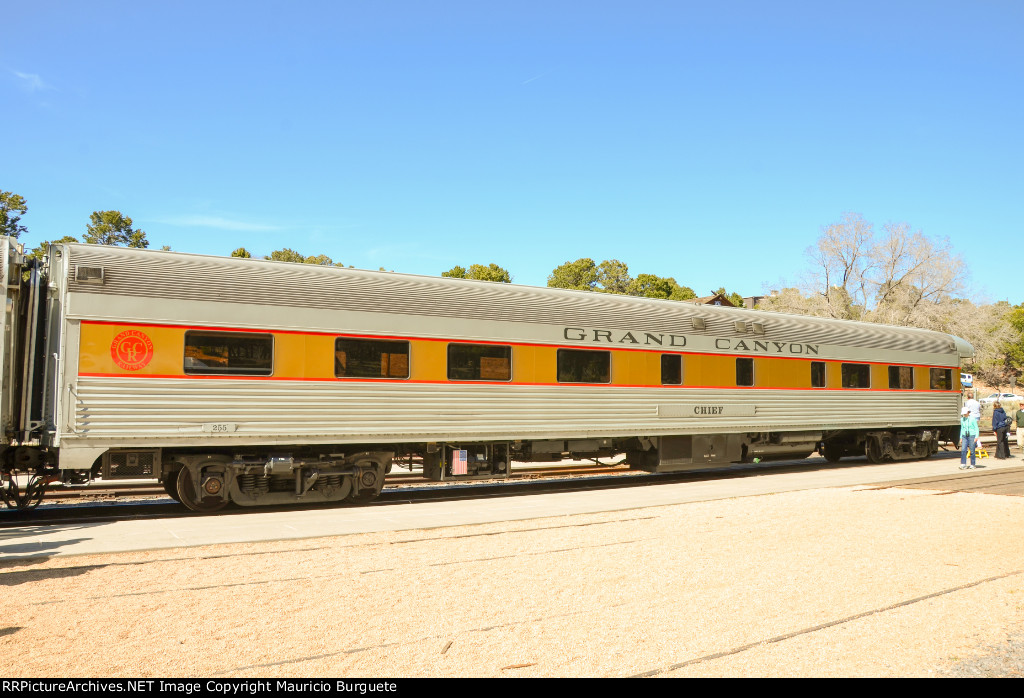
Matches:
[[58, 242, 972, 358]]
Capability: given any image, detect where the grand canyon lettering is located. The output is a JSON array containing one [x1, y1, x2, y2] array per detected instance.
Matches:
[[562, 327, 818, 355]]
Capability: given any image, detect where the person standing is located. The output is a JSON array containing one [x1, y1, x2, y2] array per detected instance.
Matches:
[[960, 406, 980, 469], [965, 391, 982, 420], [992, 401, 1011, 459], [1016, 402, 1024, 458]]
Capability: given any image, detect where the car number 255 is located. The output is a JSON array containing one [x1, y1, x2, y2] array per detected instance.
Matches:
[[202, 423, 237, 433]]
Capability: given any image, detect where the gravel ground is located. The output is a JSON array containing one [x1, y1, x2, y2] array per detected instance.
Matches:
[[2, 485, 1024, 678], [940, 631, 1024, 678]]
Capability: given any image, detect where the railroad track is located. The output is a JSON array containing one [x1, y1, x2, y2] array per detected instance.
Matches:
[[28, 443, 971, 504], [3, 451, 986, 527], [34, 461, 635, 501], [0, 457, 832, 526]]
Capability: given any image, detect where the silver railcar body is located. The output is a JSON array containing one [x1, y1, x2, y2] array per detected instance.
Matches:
[[0, 239, 973, 511]]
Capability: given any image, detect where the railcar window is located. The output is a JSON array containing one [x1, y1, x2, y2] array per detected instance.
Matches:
[[448, 344, 512, 381], [929, 368, 952, 390], [841, 363, 870, 388], [811, 361, 826, 388], [557, 349, 610, 383], [661, 354, 682, 385], [335, 338, 409, 379], [736, 357, 754, 387], [888, 365, 914, 390], [184, 332, 273, 376]]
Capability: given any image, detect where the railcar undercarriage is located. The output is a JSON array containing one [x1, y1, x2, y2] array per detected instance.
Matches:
[[818, 427, 956, 464], [158, 449, 394, 512], [0, 425, 959, 512], [0, 447, 60, 511], [0, 421, 958, 507]]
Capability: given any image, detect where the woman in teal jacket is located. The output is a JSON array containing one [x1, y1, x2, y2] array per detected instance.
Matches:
[[960, 406, 980, 470]]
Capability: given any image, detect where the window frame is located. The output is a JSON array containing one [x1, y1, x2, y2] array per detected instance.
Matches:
[[840, 362, 871, 389], [334, 337, 411, 380], [810, 361, 826, 388], [888, 365, 915, 390], [183, 330, 275, 377], [929, 368, 953, 390], [735, 357, 754, 387], [556, 348, 611, 384], [660, 353, 683, 385], [446, 342, 513, 382]]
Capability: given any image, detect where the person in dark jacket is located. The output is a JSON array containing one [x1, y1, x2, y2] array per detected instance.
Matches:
[[1016, 402, 1024, 459], [992, 402, 1011, 459]]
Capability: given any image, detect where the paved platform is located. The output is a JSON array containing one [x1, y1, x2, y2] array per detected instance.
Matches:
[[5, 458, 1024, 678], [4, 452, 1022, 560], [869, 464, 1024, 496]]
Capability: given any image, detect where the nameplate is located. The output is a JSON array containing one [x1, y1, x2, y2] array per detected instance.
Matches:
[[659, 404, 756, 418]]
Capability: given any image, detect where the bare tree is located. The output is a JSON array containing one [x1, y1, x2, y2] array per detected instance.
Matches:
[[756, 287, 833, 318], [778, 213, 969, 326], [759, 213, 1022, 383], [804, 212, 874, 320], [944, 301, 1017, 384], [868, 223, 966, 326]]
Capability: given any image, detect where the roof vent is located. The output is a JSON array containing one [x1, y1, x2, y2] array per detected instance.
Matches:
[[75, 265, 105, 284], [691, 318, 706, 330]]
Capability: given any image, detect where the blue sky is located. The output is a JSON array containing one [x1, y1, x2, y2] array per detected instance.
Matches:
[[5, 1, 1022, 302]]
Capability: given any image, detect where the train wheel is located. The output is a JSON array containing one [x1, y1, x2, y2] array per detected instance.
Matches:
[[822, 442, 844, 463], [162, 472, 182, 503], [344, 492, 378, 505], [344, 463, 385, 505], [1, 473, 47, 510], [865, 437, 885, 464], [176, 467, 229, 513]]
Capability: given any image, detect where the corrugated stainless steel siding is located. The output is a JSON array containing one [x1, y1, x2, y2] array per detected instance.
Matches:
[[69, 377, 959, 444], [65, 245, 957, 354]]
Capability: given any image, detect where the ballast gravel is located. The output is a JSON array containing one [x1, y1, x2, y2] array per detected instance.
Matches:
[[2, 485, 1024, 678]]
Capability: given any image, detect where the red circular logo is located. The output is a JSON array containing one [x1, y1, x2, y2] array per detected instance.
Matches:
[[111, 330, 154, 371]]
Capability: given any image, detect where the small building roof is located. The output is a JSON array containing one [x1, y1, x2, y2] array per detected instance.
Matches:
[[690, 293, 736, 307]]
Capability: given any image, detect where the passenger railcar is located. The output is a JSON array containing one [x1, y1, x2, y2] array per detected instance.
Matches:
[[0, 238, 972, 511]]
